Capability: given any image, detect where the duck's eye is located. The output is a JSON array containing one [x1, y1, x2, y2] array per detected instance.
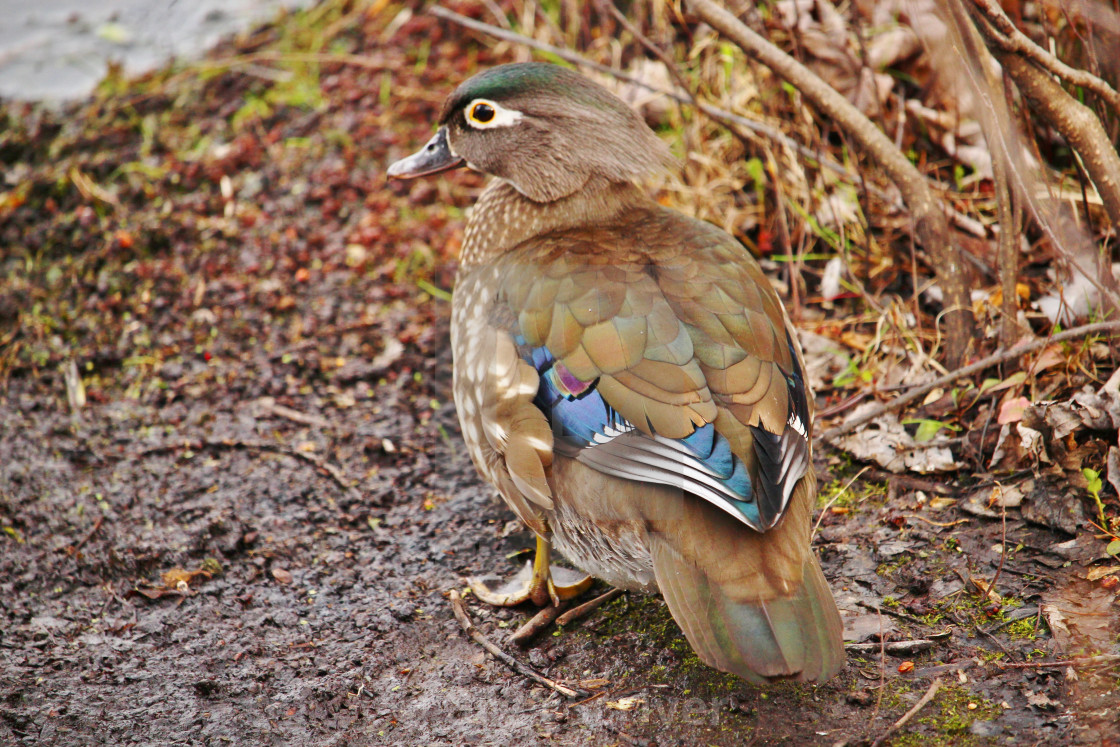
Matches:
[[463, 99, 522, 129], [469, 102, 495, 124]]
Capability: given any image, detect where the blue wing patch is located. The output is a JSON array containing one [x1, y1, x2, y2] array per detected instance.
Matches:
[[523, 341, 769, 529]]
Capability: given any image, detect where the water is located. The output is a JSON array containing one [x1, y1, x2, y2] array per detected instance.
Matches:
[[0, 0, 311, 102]]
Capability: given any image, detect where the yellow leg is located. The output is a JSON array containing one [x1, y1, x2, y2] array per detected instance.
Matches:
[[469, 534, 592, 607]]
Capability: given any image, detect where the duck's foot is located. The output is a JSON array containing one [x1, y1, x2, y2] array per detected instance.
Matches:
[[468, 534, 592, 607]]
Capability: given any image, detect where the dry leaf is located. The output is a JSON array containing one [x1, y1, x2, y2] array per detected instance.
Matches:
[[1041, 579, 1117, 655], [272, 568, 293, 584], [969, 576, 1002, 604], [1026, 691, 1061, 710], [161, 567, 212, 589], [1084, 566, 1119, 583], [833, 403, 960, 474], [605, 696, 645, 711]]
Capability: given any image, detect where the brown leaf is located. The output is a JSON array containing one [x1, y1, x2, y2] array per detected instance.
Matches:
[[160, 567, 212, 590], [272, 567, 293, 584]]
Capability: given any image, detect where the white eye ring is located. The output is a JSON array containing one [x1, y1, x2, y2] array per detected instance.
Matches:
[[464, 98, 523, 129]]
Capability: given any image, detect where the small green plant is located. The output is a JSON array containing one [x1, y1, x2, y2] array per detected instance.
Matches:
[[833, 355, 873, 388], [902, 418, 961, 442], [1084, 467, 1105, 524]]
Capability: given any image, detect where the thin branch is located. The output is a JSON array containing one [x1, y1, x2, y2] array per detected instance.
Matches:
[[968, 0, 1120, 116], [991, 105, 1021, 350], [947, 1, 1120, 318], [996, 654, 1120, 669], [996, 54, 1120, 311], [687, 0, 973, 367], [992, 50, 1120, 234], [449, 590, 587, 698], [870, 677, 942, 747], [555, 587, 624, 627], [819, 319, 1120, 441], [509, 601, 569, 647], [70, 516, 105, 554], [845, 639, 940, 655]]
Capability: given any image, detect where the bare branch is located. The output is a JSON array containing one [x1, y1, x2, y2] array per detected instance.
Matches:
[[819, 319, 1120, 441], [942, 0, 1120, 321], [687, 0, 974, 368], [871, 678, 943, 747], [997, 52, 1120, 234], [968, 0, 1120, 116]]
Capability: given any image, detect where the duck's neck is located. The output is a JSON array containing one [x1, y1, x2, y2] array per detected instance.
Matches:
[[458, 178, 652, 270]]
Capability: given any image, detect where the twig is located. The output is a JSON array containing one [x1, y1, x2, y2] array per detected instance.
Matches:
[[871, 604, 886, 726], [989, 86, 1021, 351], [989, 483, 1008, 596], [509, 602, 570, 647], [254, 398, 330, 428], [449, 590, 587, 698], [555, 588, 624, 627], [967, 0, 1120, 115], [845, 639, 940, 655], [997, 52, 1120, 260], [863, 468, 957, 496], [856, 600, 935, 628], [903, 515, 970, 528], [71, 516, 105, 553], [870, 677, 942, 747], [995, 654, 1120, 669], [819, 319, 1120, 441]]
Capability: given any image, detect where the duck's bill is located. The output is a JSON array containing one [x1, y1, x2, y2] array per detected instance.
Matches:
[[387, 127, 465, 180]]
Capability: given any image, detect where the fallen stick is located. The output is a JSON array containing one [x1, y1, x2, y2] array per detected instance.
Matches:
[[556, 588, 624, 628], [996, 654, 1120, 669], [871, 677, 942, 747], [449, 590, 587, 699], [845, 639, 939, 655], [509, 602, 570, 647], [820, 320, 1120, 441]]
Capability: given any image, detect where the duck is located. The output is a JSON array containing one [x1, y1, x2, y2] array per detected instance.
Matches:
[[388, 62, 844, 683]]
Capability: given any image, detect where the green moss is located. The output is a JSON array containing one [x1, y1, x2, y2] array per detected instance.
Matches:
[[888, 684, 1000, 746], [816, 472, 888, 513], [1003, 618, 1039, 641], [585, 593, 778, 696]]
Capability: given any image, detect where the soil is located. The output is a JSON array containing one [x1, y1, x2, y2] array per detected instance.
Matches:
[[1, 2, 1117, 745]]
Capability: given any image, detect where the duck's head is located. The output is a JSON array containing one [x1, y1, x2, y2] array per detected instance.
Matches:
[[387, 62, 673, 203]]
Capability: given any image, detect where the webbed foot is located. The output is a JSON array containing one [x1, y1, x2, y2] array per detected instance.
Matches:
[[468, 534, 592, 607]]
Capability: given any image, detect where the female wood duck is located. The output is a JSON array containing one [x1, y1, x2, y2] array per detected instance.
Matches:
[[388, 62, 844, 683]]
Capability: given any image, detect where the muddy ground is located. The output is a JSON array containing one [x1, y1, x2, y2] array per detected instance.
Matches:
[[1, 2, 1117, 745]]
